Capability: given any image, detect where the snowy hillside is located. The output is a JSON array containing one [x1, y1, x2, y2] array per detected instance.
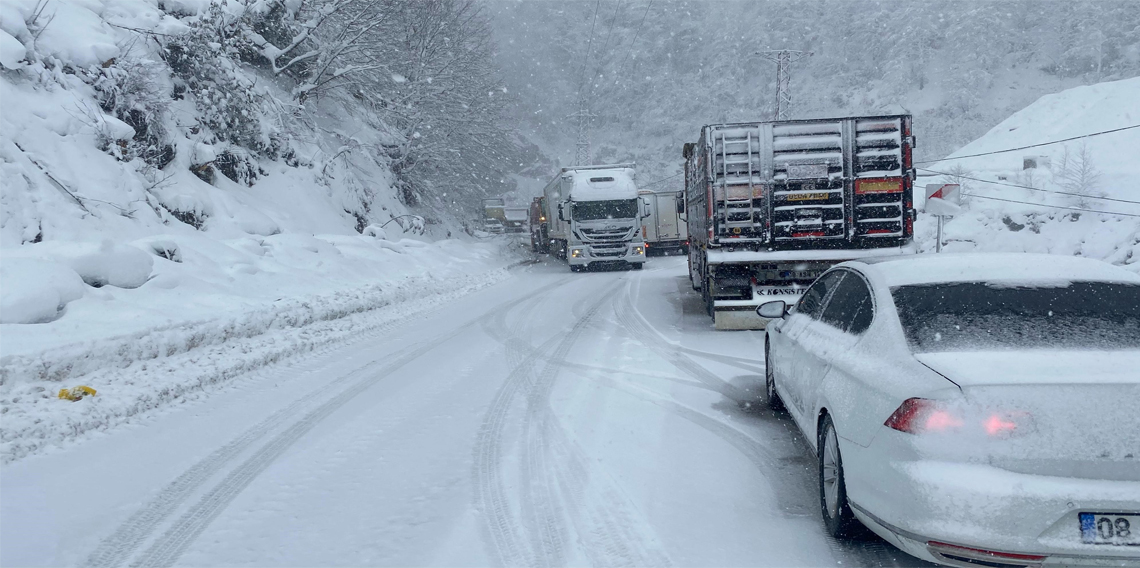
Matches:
[[491, 0, 1140, 192], [0, 0, 527, 461], [916, 77, 1140, 270]]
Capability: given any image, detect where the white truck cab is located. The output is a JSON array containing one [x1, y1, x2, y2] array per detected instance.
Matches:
[[542, 164, 646, 272]]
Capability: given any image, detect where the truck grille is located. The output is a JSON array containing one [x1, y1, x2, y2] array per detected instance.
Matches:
[[579, 227, 634, 242], [589, 243, 626, 257]]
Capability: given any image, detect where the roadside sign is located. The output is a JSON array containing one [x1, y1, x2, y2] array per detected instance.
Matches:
[[925, 183, 960, 203], [925, 183, 961, 217], [924, 183, 961, 253]]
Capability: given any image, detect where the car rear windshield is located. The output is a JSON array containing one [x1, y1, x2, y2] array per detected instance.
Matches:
[[891, 281, 1140, 353]]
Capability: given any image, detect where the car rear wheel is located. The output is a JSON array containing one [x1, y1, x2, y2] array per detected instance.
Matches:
[[819, 415, 861, 539], [765, 340, 785, 412]]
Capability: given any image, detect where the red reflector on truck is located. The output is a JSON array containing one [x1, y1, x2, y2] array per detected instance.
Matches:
[[791, 231, 825, 238], [855, 178, 902, 194]]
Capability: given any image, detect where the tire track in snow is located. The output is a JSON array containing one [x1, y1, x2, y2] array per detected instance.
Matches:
[[519, 282, 622, 567], [485, 276, 674, 567], [85, 326, 423, 568], [475, 291, 563, 567], [129, 329, 473, 568], [98, 276, 568, 568]]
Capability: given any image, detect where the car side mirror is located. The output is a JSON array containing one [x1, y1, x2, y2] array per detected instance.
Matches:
[[757, 300, 788, 319]]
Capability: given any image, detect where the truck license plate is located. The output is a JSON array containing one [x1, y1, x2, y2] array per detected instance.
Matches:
[[1080, 513, 1139, 545], [787, 192, 829, 201]]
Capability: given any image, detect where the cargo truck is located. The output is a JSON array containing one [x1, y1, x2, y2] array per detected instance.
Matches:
[[503, 207, 529, 233], [542, 164, 646, 272], [683, 114, 918, 329], [638, 190, 688, 256], [482, 198, 506, 234]]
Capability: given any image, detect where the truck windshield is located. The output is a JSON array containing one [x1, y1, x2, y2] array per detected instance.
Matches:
[[573, 199, 638, 221]]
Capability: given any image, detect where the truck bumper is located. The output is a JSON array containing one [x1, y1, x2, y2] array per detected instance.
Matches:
[[568, 242, 646, 267], [707, 245, 915, 330], [713, 290, 805, 330]]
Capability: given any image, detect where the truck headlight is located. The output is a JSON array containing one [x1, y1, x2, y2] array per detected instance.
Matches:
[[633, 245, 644, 255], [571, 248, 584, 258]]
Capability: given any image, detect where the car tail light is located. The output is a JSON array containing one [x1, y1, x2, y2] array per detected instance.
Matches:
[[886, 398, 1032, 437], [885, 398, 963, 434]]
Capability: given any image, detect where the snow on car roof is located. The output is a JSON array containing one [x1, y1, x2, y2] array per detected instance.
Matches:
[[853, 253, 1140, 288]]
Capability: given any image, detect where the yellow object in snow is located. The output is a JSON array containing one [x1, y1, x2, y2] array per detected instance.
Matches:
[[58, 386, 97, 401]]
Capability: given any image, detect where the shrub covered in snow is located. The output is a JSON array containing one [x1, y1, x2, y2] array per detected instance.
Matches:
[[0, 258, 85, 324], [362, 224, 388, 240], [67, 241, 154, 288]]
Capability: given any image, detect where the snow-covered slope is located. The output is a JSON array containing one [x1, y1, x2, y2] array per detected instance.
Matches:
[[916, 77, 1140, 270], [0, 0, 523, 461]]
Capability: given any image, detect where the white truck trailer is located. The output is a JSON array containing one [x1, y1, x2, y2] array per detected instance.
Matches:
[[638, 190, 688, 256], [542, 164, 646, 272]]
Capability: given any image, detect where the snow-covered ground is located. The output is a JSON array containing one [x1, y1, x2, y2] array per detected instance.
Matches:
[[915, 77, 1140, 270], [0, 0, 530, 462], [1, 257, 933, 567]]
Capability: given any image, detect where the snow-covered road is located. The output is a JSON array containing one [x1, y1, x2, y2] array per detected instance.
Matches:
[[1, 256, 933, 567]]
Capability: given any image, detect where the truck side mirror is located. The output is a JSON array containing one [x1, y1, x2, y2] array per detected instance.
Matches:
[[642, 202, 651, 219], [558, 203, 565, 222], [676, 194, 685, 215]]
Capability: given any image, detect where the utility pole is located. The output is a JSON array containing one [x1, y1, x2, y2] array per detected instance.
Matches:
[[568, 105, 597, 166], [756, 50, 812, 120]]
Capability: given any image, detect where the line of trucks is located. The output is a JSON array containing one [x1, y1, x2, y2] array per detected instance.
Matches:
[[526, 113, 917, 329]]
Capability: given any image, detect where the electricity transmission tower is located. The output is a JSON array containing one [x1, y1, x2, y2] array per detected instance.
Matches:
[[756, 50, 812, 120], [569, 106, 597, 166]]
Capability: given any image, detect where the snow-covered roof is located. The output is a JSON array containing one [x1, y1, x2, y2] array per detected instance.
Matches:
[[566, 168, 638, 201], [854, 253, 1140, 288]]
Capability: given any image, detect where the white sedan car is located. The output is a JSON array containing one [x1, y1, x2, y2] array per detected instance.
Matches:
[[759, 253, 1140, 568]]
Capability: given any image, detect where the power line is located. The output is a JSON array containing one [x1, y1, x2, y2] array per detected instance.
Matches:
[[585, 1, 623, 104], [596, 0, 653, 103], [919, 167, 1140, 206], [573, 1, 603, 101], [960, 193, 1140, 218], [915, 124, 1140, 165], [572, 0, 603, 165], [640, 172, 683, 188]]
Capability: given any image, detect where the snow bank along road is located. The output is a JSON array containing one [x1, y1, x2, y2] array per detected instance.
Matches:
[[0, 257, 935, 567]]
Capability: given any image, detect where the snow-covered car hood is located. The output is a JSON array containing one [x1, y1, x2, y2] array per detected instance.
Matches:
[[914, 350, 1140, 387]]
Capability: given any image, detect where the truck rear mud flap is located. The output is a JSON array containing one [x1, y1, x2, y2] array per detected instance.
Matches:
[[713, 301, 771, 330]]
